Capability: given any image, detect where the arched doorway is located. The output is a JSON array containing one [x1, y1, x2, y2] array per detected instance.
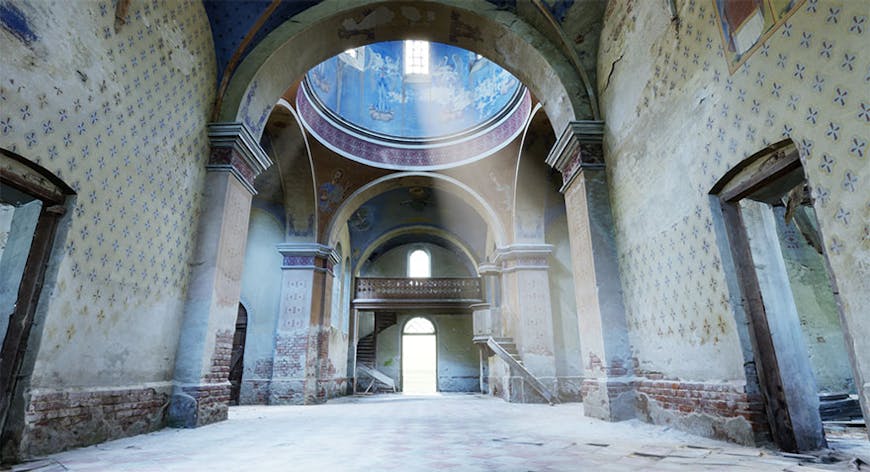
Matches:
[[228, 304, 248, 405], [402, 317, 437, 394]]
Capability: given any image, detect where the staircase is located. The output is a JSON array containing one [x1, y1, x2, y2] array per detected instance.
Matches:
[[356, 333, 377, 367], [355, 313, 397, 393], [357, 364, 397, 393], [478, 336, 560, 405], [356, 313, 396, 367]]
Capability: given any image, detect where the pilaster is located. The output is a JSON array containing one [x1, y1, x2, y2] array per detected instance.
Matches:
[[269, 243, 339, 405], [546, 120, 635, 421], [169, 122, 272, 428], [493, 244, 556, 380]]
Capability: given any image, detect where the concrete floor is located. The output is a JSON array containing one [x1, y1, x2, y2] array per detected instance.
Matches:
[[8, 394, 868, 471]]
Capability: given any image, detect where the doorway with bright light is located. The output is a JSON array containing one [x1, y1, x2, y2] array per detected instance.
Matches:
[[402, 317, 437, 394]]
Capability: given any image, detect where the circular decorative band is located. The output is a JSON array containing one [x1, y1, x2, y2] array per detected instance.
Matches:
[[296, 85, 531, 171]]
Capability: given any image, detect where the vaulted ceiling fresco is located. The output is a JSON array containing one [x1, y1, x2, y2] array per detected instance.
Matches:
[[305, 41, 522, 141]]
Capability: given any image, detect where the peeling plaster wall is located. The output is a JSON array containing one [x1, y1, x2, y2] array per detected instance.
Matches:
[[600, 0, 869, 434], [376, 314, 479, 392], [0, 0, 215, 456]]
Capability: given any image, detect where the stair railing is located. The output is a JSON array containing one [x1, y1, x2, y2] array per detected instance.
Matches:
[[485, 337, 559, 405]]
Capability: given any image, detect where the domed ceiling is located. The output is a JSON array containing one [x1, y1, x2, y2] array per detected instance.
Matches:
[[296, 41, 531, 170]]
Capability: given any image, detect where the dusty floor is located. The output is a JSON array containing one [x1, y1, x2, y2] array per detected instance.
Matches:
[[8, 394, 869, 471]]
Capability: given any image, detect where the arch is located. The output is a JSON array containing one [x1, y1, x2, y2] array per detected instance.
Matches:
[[511, 103, 556, 243], [218, 0, 591, 140], [354, 225, 479, 277], [403, 316, 436, 334], [401, 315, 438, 393], [326, 172, 507, 249], [259, 99, 318, 240]]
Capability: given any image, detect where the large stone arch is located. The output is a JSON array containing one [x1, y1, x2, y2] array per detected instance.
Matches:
[[217, 0, 591, 140], [511, 103, 557, 244], [325, 172, 508, 251], [259, 99, 319, 241], [354, 225, 479, 277]]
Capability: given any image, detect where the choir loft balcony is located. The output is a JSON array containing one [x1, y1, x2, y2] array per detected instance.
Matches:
[[353, 277, 484, 313]]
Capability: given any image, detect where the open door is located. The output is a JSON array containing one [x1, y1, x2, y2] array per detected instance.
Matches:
[[402, 317, 437, 394], [228, 304, 248, 405], [713, 141, 864, 452], [0, 149, 73, 461]]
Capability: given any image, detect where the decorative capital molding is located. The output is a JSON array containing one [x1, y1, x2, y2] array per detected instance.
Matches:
[[545, 120, 605, 192], [491, 244, 553, 271], [207, 122, 273, 195], [276, 243, 339, 273], [477, 262, 502, 276]]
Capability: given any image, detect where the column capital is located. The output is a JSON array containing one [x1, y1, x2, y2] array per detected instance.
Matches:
[[207, 122, 273, 194], [545, 120, 605, 193], [277, 243, 339, 273], [492, 243, 553, 272]]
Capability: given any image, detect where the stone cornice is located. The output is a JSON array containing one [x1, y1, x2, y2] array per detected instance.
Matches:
[[477, 262, 502, 276], [207, 122, 273, 194], [276, 243, 340, 272], [545, 120, 605, 193], [491, 244, 553, 271]]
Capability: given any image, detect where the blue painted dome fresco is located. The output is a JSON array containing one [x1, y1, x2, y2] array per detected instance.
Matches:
[[304, 41, 524, 142]]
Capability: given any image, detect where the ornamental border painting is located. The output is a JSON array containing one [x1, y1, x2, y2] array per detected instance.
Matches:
[[713, 0, 807, 74]]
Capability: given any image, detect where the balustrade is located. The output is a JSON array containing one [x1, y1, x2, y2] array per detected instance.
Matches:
[[354, 277, 482, 301]]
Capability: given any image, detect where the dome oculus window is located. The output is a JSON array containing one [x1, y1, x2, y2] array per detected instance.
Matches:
[[404, 40, 429, 76]]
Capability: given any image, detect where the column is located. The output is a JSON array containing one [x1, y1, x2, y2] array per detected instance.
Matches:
[[546, 120, 634, 421], [169, 122, 272, 427], [269, 243, 338, 405]]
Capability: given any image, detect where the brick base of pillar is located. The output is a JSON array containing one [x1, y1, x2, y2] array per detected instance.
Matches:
[[267, 379, 306, 405], [168, 383, 230, 428], [555, 376, 584, 402], [581, 377, 636, 421]]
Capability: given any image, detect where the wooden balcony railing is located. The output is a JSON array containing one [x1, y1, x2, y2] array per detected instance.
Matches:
[[354, 277, 483, 302]]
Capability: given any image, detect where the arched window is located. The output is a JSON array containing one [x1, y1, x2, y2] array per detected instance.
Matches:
[[404, 317, 435, 334], [408, 248, 430, 278]]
